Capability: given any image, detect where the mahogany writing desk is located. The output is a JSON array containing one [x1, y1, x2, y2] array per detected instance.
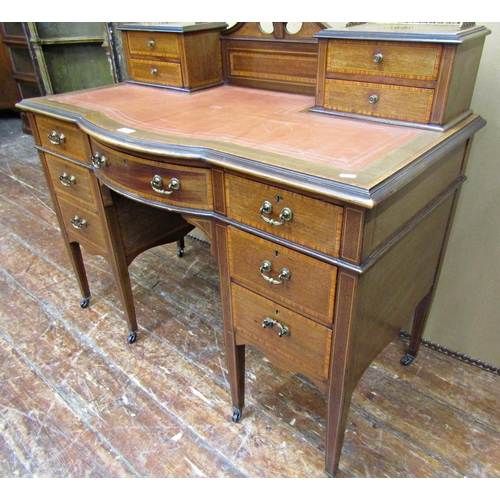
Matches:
[[17, 22, 488, 476]]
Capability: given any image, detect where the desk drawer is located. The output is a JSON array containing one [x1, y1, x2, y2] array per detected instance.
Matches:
[[327, 40, 442, 81], [128, 58, 183, 87], [89, 139, 213, 211], [57, 197, 107, 250], [35, 115, 89, 162], [228, 227, 337, 324], [225, 175, 343, 256], [232, 284, 332, 382], [324, 79, 434, 124], [45, 154, 96, 207], [125, 30, 180, 60]]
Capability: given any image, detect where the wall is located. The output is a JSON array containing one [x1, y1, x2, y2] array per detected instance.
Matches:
[[424, 22, 500, 367]]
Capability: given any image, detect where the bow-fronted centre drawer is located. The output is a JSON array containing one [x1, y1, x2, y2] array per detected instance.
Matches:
[[89, 139, 213, 211]]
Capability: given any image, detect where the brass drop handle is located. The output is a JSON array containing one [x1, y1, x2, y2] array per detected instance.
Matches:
[[71, 215, 87, 230], [262, 317, 290, 337], [147, 40, 155, 47], [151, 175, 180, 195], [150, 68, 158, 75], [260, 260, 291, 285], [373, 53, 384, 63], [59, 172, 76, 187], [90, 152, 107, 169], [259, 201, 293, 226], [368, 94, 379, 104], [48, 130, 65, 145]]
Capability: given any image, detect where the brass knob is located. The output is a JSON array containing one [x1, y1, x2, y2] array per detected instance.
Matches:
[[373, 53, 383, 63], [150, 68, 158, 75], [147, 40, 155, 47], [280, 207, 293, 222], [59, 172, 76, 187], [368, 94, 379, 104], [47, 131, 65, 145]]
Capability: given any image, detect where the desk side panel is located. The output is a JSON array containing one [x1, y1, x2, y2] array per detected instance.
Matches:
[[361, 140, 469, 261], [352, 194, 456, 382]]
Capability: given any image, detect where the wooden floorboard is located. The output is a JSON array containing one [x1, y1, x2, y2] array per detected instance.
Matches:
[[0, 114, 499, 478]]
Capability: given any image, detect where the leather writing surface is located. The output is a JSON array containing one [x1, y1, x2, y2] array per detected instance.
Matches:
[[53, 84, 420, 174]]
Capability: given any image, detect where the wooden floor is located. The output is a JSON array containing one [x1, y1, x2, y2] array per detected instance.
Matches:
[[1, 113, 499, 478]]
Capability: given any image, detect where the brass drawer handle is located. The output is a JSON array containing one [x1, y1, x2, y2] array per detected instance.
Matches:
[[259, 201, 293, 226], [151, 175, 180, 195], [373, 53, 383, 63], [150, 68, 158, 75], [59, 172, 76, 187], [262, 317, 290, 337], [368, 94, 379, 104], [70, 215, 87, 230], [90, 152, 107, 169], [260, 260, 291, 285], [48, 130, 65, 145], [147, 40, 155, 47]]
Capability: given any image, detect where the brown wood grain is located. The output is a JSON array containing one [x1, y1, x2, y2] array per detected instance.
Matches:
[[35, 114, 91, 163], [123, 28, 223, 91], [128, 59, 183, 88], [232, 283, 333, 387], [125, 31, 181, 60], [327, 40, 442, 80], [56, 196, 107, 251], [44, 154, 96, 207], [228, 226, 337, 324], [317, 26, 489, 127], [221, 23, 324, 95], [361, 143, 467, 260], [181, 31, 223, 89], [324, 79, 434, 123], [225, 174, 344, 256], [90, 138, 214, 211]]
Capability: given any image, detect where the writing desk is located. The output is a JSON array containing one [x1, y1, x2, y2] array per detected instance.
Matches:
[[17, 22, 488, 476]]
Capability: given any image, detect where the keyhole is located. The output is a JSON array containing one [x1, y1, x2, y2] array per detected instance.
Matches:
[[275, 309, 280, 316], [275, 195, 282, 204], [274, 250, 279, 258]]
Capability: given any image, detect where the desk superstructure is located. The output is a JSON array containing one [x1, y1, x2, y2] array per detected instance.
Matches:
[[17, 22, 490, 476]]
